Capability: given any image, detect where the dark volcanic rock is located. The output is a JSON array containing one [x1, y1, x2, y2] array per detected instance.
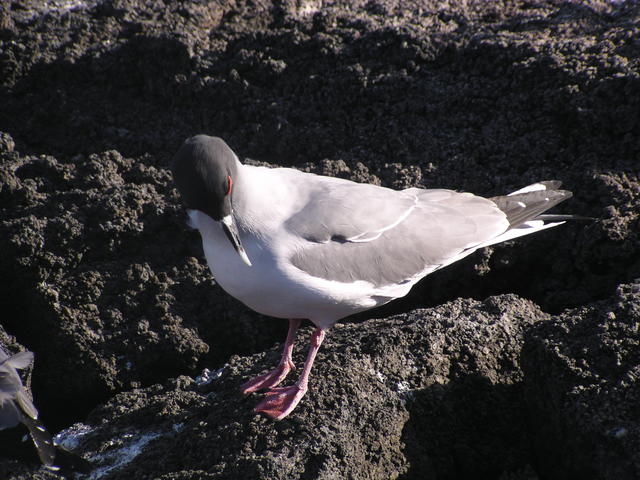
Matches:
[[523, 281, 640, 480], [36, 295, 546, 480], [0, 0, 639, 478]]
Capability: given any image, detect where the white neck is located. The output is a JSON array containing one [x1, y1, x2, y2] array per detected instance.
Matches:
[[232, 164, 309, 236]]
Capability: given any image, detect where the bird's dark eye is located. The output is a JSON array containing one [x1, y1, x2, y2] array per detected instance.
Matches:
[[226, 175, 233, 196]]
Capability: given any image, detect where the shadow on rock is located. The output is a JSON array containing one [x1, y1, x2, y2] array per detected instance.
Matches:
[[1, 35, 193, 159], [10, 294, 546, 480], [522, 281, 640, 480], [401, 378, 530, 480]]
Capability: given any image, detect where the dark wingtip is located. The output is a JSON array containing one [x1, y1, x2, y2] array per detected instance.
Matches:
[[537, 214, 596, 222], [554, 189, 573, 200], [539, 180, 563, 190], [491, 182, 575, 227], [21, 414, 56, 466], [50, 444, 94, 474]]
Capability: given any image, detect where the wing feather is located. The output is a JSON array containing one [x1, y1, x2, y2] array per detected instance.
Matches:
[[285, 180, 417, 243], [288, 187, 509, 287], [4, 351, 34, 370]]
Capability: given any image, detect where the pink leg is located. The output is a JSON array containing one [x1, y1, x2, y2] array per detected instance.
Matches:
[[241, 319, 301, 394], [254, 327, 326, 420]]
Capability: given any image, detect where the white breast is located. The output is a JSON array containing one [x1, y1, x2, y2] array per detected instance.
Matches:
[[188, 209, 397, 329]]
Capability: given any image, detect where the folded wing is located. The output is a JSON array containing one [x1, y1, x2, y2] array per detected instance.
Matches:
[[287, 185, 509, 287]]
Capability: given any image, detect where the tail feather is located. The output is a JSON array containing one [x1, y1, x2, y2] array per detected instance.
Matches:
[[506, 180, 562, 195], [490, 181, 573, 228], [537, 214, 595, 222], [420, 180, 584, 275]]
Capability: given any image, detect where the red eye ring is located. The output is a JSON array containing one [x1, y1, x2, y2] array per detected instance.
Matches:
[[226, 175, 233, 196]]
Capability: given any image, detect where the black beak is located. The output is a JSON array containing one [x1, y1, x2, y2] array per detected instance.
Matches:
[[220, 214, 252, 266]]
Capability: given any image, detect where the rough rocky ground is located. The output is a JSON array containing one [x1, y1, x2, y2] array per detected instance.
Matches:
[[0, 0, 638, 478]]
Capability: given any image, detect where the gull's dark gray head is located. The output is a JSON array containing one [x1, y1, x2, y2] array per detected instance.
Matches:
[[171, 135, 251, 266], [171, 135, 238, 221]]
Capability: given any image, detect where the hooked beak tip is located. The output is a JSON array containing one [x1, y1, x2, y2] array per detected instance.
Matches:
[[221, 214, 252, 267], [238, 248, 252, 267]]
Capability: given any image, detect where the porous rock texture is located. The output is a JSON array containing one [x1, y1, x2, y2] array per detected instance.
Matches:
[[0, 0, 638, 478]]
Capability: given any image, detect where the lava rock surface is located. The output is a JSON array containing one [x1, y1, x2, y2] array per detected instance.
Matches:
[[0, 0, 638, 478]]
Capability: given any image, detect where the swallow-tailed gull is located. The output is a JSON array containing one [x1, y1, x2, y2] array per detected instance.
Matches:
[[0, 347, 56, 465], [171, 135, 575, 420]]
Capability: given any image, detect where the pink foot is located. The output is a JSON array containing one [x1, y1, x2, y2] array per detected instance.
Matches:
[[254, 383, 307, 420], [241, 319, 301, 394], [240, 360, 295, 394], [246, 324, 325, 420]]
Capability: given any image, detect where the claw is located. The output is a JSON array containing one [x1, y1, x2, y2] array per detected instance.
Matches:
[[254, 384, 307, 420], [240, 359, 295, 394]]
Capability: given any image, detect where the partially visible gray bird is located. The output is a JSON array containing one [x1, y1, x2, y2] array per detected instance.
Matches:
[[0, 347, 56, 466]]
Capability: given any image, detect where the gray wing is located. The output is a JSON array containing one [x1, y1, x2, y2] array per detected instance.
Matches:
[[0, 351, 38, 420], [285, 180, 417, 243], [0, 348, 52, 465], [4, 351, 34, 370], [0, 359, 21, 402], [288, 186, 508, 287], [16, 388, 38, 420], [0, 399, 21, 429], [0, 352, 23, 429]]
